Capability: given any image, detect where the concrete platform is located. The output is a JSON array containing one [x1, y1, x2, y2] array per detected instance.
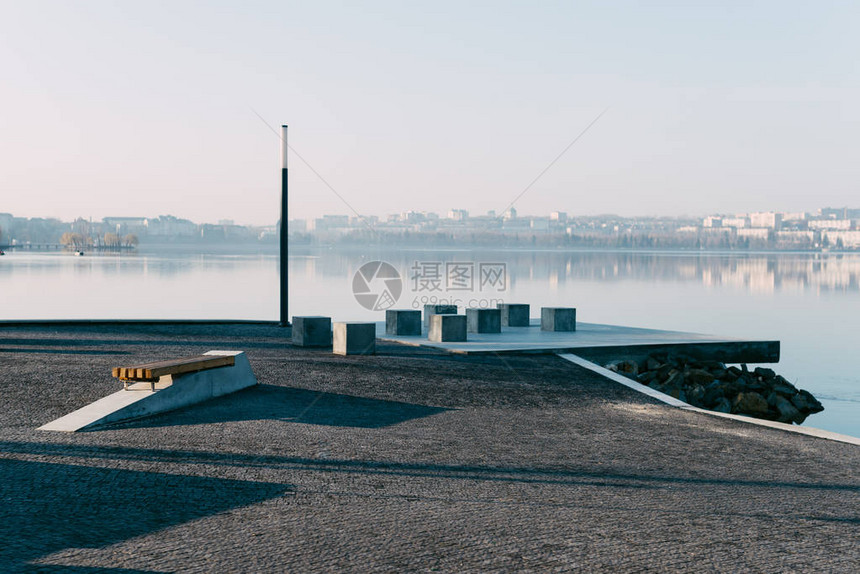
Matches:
[[377, 319, 779, 363]]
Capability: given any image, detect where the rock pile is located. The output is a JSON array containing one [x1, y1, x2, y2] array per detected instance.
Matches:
[[605, 355, 824, 424]]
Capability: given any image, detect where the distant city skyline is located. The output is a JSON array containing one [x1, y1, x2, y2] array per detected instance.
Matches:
[[2, 2, 859, 226]]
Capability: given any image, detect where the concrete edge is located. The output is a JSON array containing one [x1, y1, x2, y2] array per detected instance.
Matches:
[[557, 353, 860, 447]]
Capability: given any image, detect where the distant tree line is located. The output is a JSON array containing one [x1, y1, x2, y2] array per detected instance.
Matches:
[[293, 227, 847, 251], [59, 232, 139, 251]]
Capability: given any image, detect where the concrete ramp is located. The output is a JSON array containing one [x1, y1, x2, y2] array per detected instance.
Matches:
[[38, 351, 257, 432]]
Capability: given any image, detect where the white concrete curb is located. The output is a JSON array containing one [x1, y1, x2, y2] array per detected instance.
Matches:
[[558, 353, 860, 447]]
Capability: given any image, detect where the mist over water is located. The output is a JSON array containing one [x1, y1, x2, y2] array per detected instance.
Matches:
[[1, 246, 858, 437]]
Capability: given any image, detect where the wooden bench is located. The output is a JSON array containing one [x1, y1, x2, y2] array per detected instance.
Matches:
[[112, 354, 236, 390]]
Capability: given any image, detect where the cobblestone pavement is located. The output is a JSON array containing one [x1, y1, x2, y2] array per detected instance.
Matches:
[[0, 323, 858, 573]]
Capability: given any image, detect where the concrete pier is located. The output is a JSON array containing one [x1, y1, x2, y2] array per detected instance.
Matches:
[[378, 319, 780, 363]]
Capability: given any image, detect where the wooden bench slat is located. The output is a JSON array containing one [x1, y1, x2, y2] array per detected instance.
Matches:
[[143, 356, 235, 378], [113, 354, 235, 381]]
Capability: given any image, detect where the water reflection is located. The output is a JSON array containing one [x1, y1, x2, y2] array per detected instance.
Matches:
[[3, 250, 860, 296], [291, 249, 860, 295]]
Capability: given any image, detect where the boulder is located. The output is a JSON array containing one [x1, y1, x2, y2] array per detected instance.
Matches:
[[771, 376, 798, 397], [754, 366, 776, 380], [709, 368, 728, 380], [733, 392, 769, 416], [645, 357, 662, 371], [791, 390, 824, 414], [685, 368, 716, 386], [656, 364, 674, 382], [703, 383, 725, 407], [617, 360, 639, 376], [665, 370, 685, 388], [609, 354, 823, 425], [722, 369, 739, 382], [774, 395, 803, 424], [701, 360, 727, 371], [713, 398, 732, 413], [686, 384, 705, 407]]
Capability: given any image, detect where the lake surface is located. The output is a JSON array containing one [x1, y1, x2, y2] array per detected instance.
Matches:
[[2, 246, 858, 437]]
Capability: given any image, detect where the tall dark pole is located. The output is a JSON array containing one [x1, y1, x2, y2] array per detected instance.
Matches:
[[280, 125, 290, 326]]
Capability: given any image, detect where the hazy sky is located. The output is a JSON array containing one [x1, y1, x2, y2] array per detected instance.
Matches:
[[1, 1, 858, 225]]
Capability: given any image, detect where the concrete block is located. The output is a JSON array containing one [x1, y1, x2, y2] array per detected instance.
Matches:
[[541, 307, 576, 332], [466, 308, 501, 333], [292, 316, 332, 347], [38, 351, 257, 432], [428, 314, 467, 342], [498, 303, 530, 327], [333, 322, 376, 356], [424, 304, 458, 328], [386, 309, 421, 336]]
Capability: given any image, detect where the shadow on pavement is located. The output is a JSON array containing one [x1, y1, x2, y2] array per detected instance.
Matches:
[[0, 458, 289, 572], [104, 385, 451, 430]]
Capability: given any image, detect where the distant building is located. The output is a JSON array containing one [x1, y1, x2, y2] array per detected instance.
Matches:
[[447, 209, 468, 221], [550, 211, 567, 222], [311, 215, 350, 232], [288, 219, 307, 233], [702, 216, 722, 228], [503, 207, 517, 220], [722, 217, 748, 228], [0, 212, 13, 236], [530, 218, 549, 232], [781, 211, 807, 222], [145, 215, 196, 237], [776, 230, 815, 244], [809, 219, 853, 231], [103, 216, 148, 235], [820, 207, 848, 219], [750, 212, 782, 230], [737, 228, 770, 240], [824, 230, 860, 248]]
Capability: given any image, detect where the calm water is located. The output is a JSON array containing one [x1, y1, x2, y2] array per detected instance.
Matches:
[[2, 247, 858, 437]]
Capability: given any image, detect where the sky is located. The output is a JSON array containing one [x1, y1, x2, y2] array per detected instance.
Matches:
[[1, 0, 858, 226]]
